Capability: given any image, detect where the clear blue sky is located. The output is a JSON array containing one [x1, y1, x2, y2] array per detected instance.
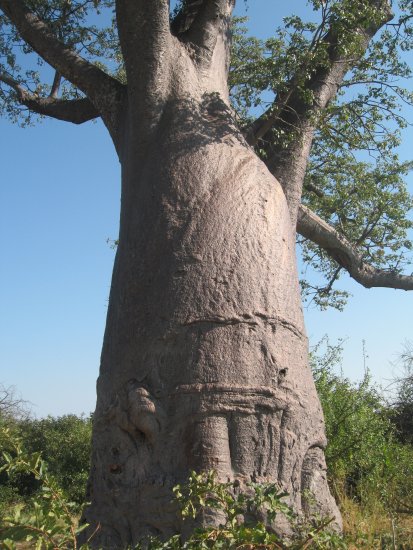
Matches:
[[0, 0, 412, 417]]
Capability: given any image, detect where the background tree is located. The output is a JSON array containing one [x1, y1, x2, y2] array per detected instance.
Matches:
[[0, 385, 30, 424], [0, 384, 30, 516], [1, 0, 413, 547]]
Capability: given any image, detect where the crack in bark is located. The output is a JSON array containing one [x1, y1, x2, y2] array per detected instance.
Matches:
[[173, 383, 285, 396], [182, 316, 258, 327], [182, 312, 305, 339], [170, 384, 291, 415]]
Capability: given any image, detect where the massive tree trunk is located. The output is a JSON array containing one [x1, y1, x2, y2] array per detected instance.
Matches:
[[81, 9, 341, 547], [85, 104, 340, 547], [1, 0, 406, 547]]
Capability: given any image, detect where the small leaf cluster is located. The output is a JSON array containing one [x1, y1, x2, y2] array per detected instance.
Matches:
[[173, 470, 291, 525], [143, 470, 344, 549]]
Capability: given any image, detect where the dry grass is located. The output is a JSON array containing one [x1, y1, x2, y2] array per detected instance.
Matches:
[[340, 494, 413, 549]]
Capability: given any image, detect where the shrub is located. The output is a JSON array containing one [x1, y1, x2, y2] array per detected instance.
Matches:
[[0, 425, 89, 549], [311, 338, 413, 528], [18, 414, 92, 505], [1, 430, 345, 549], [159, 470, 345, 549]]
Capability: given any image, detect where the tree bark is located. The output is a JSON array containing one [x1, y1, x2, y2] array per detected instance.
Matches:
[[3, 1, 411, 547], [81, 25, 341, 548]]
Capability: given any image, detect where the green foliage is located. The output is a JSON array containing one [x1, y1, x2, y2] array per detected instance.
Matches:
[[230, 14, 331, 130], [229, 2, 413, 309], [0, 0, 119, 125], [0, 425, 90, 549], [145, 470, 344, 549], [0, 432, 345, 549], [1, 360, 413, 547], [18, 414, 92, 505], [0, 392, 31, 514], [311, 338, 413, 517], [0, 413, 92, 516], [174, 470, 292, 526], [1, 1, 413, 307], [301, 158, 413, 310], [391, 342, 413, 447]]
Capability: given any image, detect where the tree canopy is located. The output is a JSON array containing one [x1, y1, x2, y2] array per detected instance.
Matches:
[[1, 0, 413, 309]]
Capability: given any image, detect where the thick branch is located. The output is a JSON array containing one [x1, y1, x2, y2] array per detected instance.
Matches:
[[297, 204, 413, 291], [116, 0, 170, 88], [171, 0, 204, 35], [0, 0, 121, 104], [114, 0, 171, 134], [0, 73, 98, 123], [245, 0, 393, 226], [184, 0, 235, 65], [245, 85, 302, 148]]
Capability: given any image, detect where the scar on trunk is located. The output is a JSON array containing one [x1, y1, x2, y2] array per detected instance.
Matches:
[[103, 380, 164, 444]]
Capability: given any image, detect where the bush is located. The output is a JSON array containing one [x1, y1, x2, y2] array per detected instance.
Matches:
[[311, 338, 413, 546], [162, 471, 345, 549], [18, 414, 92, 505], [311, 339, 394, 502], [0, 412, 92, 516], [0, 425, 89, 549], [0, 436, 345, 550], [0, 415, 27, 516]]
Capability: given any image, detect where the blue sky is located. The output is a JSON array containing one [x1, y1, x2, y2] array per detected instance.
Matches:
[[0, 0, 412, 417]]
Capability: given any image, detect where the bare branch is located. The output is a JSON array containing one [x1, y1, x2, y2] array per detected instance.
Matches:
[[0, 383, 31, 421], [297, 204, 413, 291], [0, 0, 123, 105], [0, 72, 99, 124], [244, 86, 297, 147]]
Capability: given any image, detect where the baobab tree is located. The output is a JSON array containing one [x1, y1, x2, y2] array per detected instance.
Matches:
[[1, 0, 413, 547]]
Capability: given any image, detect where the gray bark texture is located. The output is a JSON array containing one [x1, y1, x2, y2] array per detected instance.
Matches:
[[79, 2, 341, 546], [84, 110, 341, 544], [3, 0, 409, 546]]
